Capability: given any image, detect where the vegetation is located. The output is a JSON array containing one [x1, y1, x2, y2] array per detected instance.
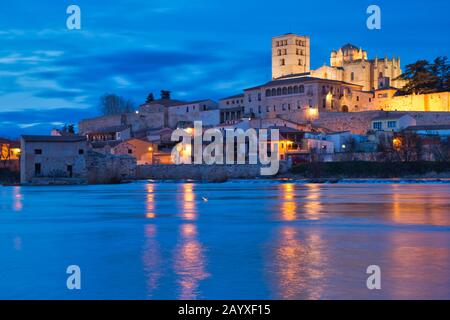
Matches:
[[160, 90, 171, 100], [99, 93, 136, 115], [396, 56, 450, 95], [291, 161, 450, 179], [145, 93, 154, 103]]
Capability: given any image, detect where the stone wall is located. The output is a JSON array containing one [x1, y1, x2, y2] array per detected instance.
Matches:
[[136, 162, 290, 181], [314, 111, 450, 134], [86, 151, 136, 184]]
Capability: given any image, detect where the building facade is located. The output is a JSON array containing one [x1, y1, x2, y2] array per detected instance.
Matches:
[[20, 135, 88, 184]]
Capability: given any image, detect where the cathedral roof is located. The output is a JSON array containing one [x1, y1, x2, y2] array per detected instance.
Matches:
[[341, 43, 360, 51]]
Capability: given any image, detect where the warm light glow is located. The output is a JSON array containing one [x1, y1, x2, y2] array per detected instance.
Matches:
[[173, 223, 209, 299], [393, 137, 402, 150], [308, 108, 318, 118], [146, 184, 155, 218], [182, 184, 197, 220], [148, 146, 153, 152], [280, 183, 296, 221]]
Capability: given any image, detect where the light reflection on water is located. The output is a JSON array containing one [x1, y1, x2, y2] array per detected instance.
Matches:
[[0, 182, 449, 299]]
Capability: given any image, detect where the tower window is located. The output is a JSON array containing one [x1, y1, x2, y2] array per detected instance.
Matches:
[[280, 59, 285, 66], [298, 59, 303, 66]]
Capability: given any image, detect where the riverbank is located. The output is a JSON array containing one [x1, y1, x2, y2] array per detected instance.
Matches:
[[288, 161, 450, 179]]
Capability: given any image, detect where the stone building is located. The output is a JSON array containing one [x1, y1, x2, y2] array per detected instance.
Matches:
[[20, 135, 88, 184], [272, 33, 310, 79], [311, 43, 405, 91], [167, 99, 220, 128]]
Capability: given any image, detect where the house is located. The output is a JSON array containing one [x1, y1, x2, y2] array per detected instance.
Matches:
[[110, 138, 156, 165], [1, 138, 21, 161], [324, 131, 353, 152], [405, 125, 450, 138], [20, 135, 88, 184], [370, 114, 416, 132], [86, 125, 131, 142]]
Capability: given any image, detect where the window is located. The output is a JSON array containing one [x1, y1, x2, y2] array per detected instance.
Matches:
[[67, 165, 73, 178], [322, 98, 326, 109], [282, 87, 287, 95], [351, 72, 355, 81], [34, 163, 41, 176], [248, 94, 252, 102], [293, 86, 298, 94], [128, 149, 133, 154], [258, 93, 261, 101], [78, 149, 84, 155], [356, 96, 359, 101], [34, 149, 42, 155], [280, 59, 285, 66], [266, 89, 271, 97], [277, 88, 281, 95], [387, 121, 397, 128], [277, 49, 281, 56], [186, 107, 189, 113], [258, 106, 261, 113], [373, 122, 382, 130], [298, 59, 302, 66], [299, 85, 304, 93], [288, 87, 292, 94]]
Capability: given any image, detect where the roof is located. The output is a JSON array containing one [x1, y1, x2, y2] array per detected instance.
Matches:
[[220, 93, 244, 100], [90, 140, 122, 148], [145, 99, 188, 107], [244, 76, 363, 91], [0, 138, 20, 148], [406, 125, 450, 131], [88, 125, 130, 134], [21, 135, 87, 143], [266, 126, 303, 134], [341, 43, 360, 51], [371, 113, 411, 121]]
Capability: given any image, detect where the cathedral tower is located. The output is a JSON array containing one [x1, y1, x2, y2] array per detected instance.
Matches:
[[272, 33, 310, 79]]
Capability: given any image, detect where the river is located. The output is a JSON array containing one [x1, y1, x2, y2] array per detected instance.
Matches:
[[0, 181, 449, 299]]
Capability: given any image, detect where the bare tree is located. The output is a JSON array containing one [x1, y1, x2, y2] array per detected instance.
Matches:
[[99, 93, 136, 115]]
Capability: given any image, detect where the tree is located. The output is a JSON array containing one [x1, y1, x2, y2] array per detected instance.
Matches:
[[430, 56, 450, 92], [395, 60, 437, 95], [160, 90, 171, 100], [396, 56, 449, 95], [145, 93, 154, 103], [99, 93, 136, 115]]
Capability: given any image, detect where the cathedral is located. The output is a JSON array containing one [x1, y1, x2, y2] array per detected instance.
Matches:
[[272, 33, 405, 91]]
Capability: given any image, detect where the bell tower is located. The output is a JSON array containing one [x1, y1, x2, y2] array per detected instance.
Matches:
[[272, 33, 310, 79]]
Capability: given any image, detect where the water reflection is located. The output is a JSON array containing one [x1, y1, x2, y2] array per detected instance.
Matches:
[[12, 186, 23, 212], [180, 184, 197, 221], [389, 184, 450, 226], [145, 184, 155, 219], [142, 224, 161, 299], [304, 184, 321, 220], [385, 231, 450, 299], [173, 224, 209, 299], [279, 183, 296, 221], [270, 227, 328, 299]]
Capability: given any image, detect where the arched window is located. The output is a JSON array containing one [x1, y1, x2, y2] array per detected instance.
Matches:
[[288, 87, 293, 94], [265, 89, 271, 97], [276, 88, 282, 95], [299, 85, 305, 93], [293, 86, 299, 94], [271, 88, 276, 96], [342, 105, 349, 112], [282, 87, 287, 95]]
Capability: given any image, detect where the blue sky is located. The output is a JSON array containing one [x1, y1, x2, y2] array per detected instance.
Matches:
[[0, 0, 449, 138]]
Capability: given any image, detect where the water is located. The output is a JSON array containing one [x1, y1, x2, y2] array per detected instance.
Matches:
[[0, 181, 449, 300]]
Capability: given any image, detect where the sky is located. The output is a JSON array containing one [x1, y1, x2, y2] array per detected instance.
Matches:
[[0, 0, 449, 138]]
